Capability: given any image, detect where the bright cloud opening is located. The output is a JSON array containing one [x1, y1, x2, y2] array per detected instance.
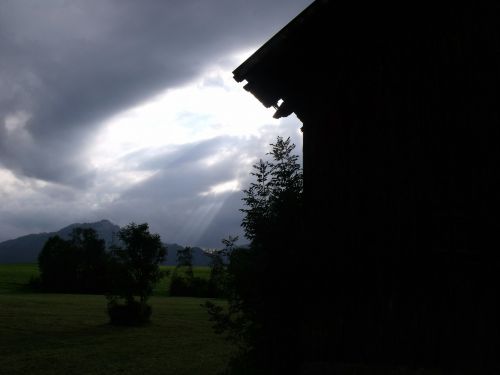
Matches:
[[89, 67, 278, 171], [200, 180, 240, 196]]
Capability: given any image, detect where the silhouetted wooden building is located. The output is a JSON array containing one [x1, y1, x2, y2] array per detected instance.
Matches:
[[234, 1, 500, 370]]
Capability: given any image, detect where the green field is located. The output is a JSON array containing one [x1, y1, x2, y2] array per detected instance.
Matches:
[[0, 264, 232, 375]]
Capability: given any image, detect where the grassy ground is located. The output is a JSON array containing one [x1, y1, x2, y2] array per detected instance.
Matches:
[[0, 263, 39, 293], [0, 264, 232, 375]]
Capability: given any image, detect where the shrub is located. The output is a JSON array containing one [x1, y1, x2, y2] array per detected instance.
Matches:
[[169, 272, 211, 297], [28, 275, 42, 291], [169, 245, 218, 297], [107, 299, 152, 326], [169, 273, 192, 296], [169, 242, 231, 298]]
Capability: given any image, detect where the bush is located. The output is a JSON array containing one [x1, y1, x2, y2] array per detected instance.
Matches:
[[169, 273, 191, 296], [28, 275, 42, 291], [169, 272, 211, 297], [169, 244, 225, 298], [169, 242, 230, 298], [107, 299, 152, 326]]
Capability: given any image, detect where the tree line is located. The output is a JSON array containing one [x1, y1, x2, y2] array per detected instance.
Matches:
[[35, 222, 231, 324], [34, 223, 166, 324]]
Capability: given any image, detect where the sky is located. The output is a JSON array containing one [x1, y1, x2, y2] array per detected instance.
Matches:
[[0, 0, 311, 247]]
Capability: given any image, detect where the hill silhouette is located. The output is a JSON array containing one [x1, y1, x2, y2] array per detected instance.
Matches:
[[0, 220, 212, 265]]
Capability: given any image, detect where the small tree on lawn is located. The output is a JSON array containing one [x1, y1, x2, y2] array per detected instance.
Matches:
[[107, 222, 166, 325]]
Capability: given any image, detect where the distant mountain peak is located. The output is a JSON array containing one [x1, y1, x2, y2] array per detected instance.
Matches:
[[0, 220, 121, 264]]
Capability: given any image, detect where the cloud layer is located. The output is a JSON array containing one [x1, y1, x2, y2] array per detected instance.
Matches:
[[0, 0, 309, 246]]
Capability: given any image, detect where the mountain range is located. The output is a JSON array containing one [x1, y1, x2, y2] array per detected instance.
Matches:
[[0, 220, 212, 266]]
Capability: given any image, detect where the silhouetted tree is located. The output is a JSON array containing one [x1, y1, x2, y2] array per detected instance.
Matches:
[[70, 228, 110, 292], [107, 222, 166, 325], [38, 236, 76, 292], [170, 246, 194, 296], [210, 237, 235, 293], [206, 137, 304, 374], [176, 246, 194, 278], [37, 228, 109, 293], [202, 236, 237, 299]]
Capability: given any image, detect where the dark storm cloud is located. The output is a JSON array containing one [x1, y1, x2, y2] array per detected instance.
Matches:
[[0, 0, 311, 185]]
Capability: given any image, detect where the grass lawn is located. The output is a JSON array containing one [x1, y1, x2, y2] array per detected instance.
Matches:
[[0, 264, 232, 375], [0, 263, 39, 294]]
